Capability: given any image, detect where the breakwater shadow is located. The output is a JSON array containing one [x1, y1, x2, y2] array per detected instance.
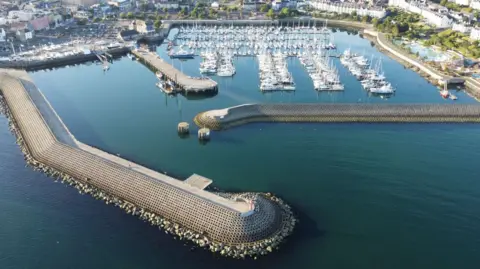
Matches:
[[180, 91, 218, 101]]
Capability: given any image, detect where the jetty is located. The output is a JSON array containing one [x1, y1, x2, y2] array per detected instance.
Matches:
[[131, 49, 218, 93], [0, 70, 294, 259], [194, 104, 480, 130]]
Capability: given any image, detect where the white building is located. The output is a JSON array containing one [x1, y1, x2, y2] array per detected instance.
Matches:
[[8, 10, 36, 21], [452, 23, 471, 33], [309, 0, 387, 18], [470, 0, 480, 9], [451, 0, 470, 5], [0, 28, 5, 42], [470, 27, 480, 40], [389, 0, 453, 28], [154, 1, 179, 9]]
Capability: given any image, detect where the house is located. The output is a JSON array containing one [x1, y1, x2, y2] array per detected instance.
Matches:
[[470, 27, 480, 40], [389, 0, 453, 28], [132, 20, 155, 34], [109, 0, 131, 11], [154, 1, 180, 9], [30, 16, 50, 31], [470, 0, 480, 9], [8, 10, 35, 21], [15, 29, 34, 41], [9, 22, 28, 33], [452, 23, 471, 33], [450, 0, 470, 5], [117, 29, 139, 41], [310, 0, 387, 18]]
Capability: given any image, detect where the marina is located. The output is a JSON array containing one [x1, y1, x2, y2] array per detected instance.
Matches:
[[1, 23, 480, 269]]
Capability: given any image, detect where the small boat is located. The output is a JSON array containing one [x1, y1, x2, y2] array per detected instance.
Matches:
[[156, 71, 163, 79], [449, 94, 458, 100], [440, 89, 449, 98]]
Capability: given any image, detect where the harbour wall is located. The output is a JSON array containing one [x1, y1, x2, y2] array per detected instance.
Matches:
[[194, 104, 480, 130], [0, 71, 295, 259], [0, 47, 130, 71]]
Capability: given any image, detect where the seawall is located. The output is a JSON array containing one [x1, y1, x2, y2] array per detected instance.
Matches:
[[0, 70, 295, 259], [194, 104, 480, 130]]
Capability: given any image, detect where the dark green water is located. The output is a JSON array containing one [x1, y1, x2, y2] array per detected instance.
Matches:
[[1, 30, 480, 269]]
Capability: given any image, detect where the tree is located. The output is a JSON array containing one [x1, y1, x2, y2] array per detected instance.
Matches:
[[127, 12, 134, 19], [119, 12, 126, 19], [141, 3, 148, 11], [154, 20, 162, 29], [260, 4, 269, 12], [351, 10, 357, 17], [93, 17, 101, 22], [163, 7, 168, 13], [266, 8, 275, 19], [361, 15, 370, 23], [148, 14, 156, 20], [440, 0, 447, 6], [279, 7, 289, 18], [391, 25, 400, 36]]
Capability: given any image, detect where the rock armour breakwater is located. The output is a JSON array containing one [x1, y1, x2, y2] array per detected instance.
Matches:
[[194, 104, 480, 130], [0, 71, 295, 259]]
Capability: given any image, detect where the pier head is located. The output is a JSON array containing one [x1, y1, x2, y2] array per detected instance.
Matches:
[[0, 70, 294, 259], [194, 104, 480, 130]]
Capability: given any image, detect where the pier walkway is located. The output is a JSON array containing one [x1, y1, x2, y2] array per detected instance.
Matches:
[[132, 50, 217, 93], [0, 70, 294, 254], [194, 104, 480, 130]]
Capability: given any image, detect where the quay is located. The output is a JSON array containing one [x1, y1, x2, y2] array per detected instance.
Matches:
[[194, 104, 480, 130], [0, 70, 294, 259], [131, 49, 218, 93], [0, 47, 130, 71]]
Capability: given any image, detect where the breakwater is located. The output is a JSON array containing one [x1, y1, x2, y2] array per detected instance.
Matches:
[[194, 104, 480, 130], [132, 49, 218, 93], [0, 70, 295, 259], [0, 47, 130, 71]]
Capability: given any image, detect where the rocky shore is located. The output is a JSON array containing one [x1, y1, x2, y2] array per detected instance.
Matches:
[[0, 94, 296, 259]]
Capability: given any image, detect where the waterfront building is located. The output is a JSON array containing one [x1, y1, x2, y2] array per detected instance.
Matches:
[[0, 28, 5, 42], [388, 0, 453, 28], [470, 27, 480, 40], [309, 0, 387, 18]]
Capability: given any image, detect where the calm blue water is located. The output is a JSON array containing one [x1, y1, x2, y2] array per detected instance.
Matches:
[[1, 29, 480, 269]]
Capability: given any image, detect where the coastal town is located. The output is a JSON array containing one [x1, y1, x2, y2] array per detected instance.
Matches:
[[1, 0, 480, 265], [1, 0, 480, 98]]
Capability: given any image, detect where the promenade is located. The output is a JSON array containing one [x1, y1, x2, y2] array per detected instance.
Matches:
[[132, 50, 218, 93]]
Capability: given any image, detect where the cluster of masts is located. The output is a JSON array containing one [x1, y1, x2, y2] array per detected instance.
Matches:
[[199, 51, 236, 77], [173, 24, 336, 57], [258, 52, 295, 91], [299, 52, 344, 91], [340, 49, 395, 95]]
